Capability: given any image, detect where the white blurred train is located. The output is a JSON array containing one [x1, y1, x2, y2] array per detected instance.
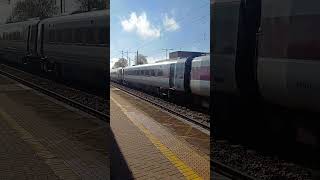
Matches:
[[111, 55, 210, 107], [212, 0, 320, 146], [0, 10, 109, 91]]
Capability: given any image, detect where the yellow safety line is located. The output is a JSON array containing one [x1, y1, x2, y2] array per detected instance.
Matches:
[[111, 97, 203, 180]]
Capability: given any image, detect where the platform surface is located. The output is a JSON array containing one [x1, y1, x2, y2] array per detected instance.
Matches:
[[110, 87, 210, 179], [0, 74, 110, 180]]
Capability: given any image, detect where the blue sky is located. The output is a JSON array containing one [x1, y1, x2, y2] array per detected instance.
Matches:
[[110, 0, 210, 67]]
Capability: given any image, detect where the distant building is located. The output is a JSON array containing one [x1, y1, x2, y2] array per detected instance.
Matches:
[[169, 51, 209, 59], [155, 51, 209, 63]]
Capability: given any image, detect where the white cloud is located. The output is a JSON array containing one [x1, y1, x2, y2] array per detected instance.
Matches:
[[121, 12, 160, 39], [162, 14, 180, 32]]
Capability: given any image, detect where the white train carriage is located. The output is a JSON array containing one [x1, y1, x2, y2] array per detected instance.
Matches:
[[37, 10, 109, 86], [110, 68, 117, 81], [0, 19, 40, 64], [123, 61, 179, 94], [190, 55, 210, 97]]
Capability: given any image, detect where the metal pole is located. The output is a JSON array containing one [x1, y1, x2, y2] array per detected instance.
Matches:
[[126, 51, 129, 66], [136, 50, 138, 65], [162, 48, 173, 60], [120, 50, 123, 59]]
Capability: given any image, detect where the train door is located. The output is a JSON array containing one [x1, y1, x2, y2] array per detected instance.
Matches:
[[212, 0, 261, 98], [169, 64, 175, 88], [29, 24, 38, 57], [40, 24, 44, 56], [235, 0, 261, 99], [184, 57, 193, 94], [212, 0, 242, 95], [174, 59, 186, 91], [27, 26, 31, 54]]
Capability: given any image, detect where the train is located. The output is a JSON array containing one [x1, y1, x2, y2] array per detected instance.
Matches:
[[111, 55, 210, 108], [212, 0, 320, 147], [0, 10, 109, 94]]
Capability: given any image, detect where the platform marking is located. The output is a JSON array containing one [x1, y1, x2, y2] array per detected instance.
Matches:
[[0, 108, 80, 180], [111, 97, 203, 180]]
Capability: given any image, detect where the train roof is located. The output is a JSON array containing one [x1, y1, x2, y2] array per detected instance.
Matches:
[[110, 67, 123, 71], [40, 10, 109, 24], [193, 54, 210, 61], [0, 19, 39, 30], [124, 59, 179, 70]]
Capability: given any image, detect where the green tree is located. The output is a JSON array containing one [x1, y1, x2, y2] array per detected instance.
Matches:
[[112, 58, 128, 69], [6, 0, 58, 23], [134, 54, 148, 65]]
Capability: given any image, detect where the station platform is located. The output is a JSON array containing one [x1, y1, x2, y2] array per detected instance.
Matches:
[[110, 87, 210, 179], [0, 74, 110, 179]]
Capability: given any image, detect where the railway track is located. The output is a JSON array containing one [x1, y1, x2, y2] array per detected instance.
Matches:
[[211, 160, 259, 180], [111, 82, 210, 130], [0, 63, 109, 122]]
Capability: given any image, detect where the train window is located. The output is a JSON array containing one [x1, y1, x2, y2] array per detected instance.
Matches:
[[65, 29, 72, 43], [151, 70, 155, 76], [81, 28, 87, 43], [56, 30, 62, 42], [157, 70, 163, 76], [49, 30, 55, 42], [98, 27, 108, 44], [212, 2, 240, 55], [74, 28, 82, 43], [16, 32, 19, 40], [30, 28, 36, 42], [87, 28, 95, 44], [260, 0, 320, 60], [145, 70, 150, 76]]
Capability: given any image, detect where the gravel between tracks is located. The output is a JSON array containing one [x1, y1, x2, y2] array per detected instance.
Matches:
[[212, 140, 313, 180], [0, 64, 108, 115]]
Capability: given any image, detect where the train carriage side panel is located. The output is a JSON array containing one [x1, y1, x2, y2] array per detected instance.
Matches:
[[0, 20, 39, 64], [258, 0, 320, 112], [123, 62, 173, 89], [40, 10, 109, 87]]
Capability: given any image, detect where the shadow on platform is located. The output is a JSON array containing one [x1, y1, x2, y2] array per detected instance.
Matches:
[[110, 129, 134, 180]]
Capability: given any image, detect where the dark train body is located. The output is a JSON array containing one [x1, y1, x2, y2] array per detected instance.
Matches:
[[212, 0, 320, 148], [111, 55, 210, 108], [0, 10, 109, 93]]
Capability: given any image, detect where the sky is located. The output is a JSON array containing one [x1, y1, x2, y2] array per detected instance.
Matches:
[[110, 0, 210, 68]]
